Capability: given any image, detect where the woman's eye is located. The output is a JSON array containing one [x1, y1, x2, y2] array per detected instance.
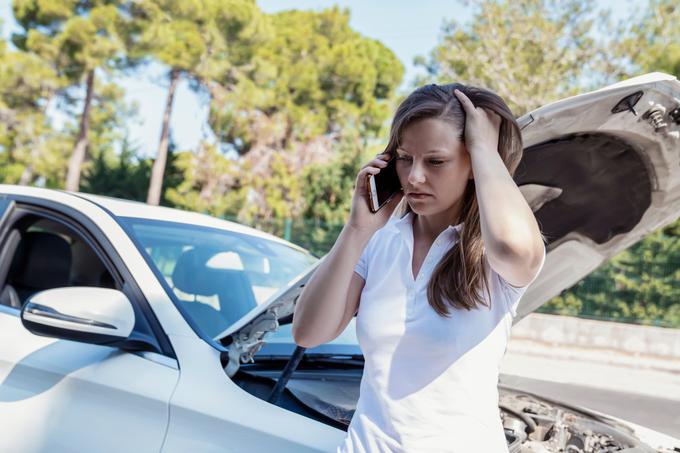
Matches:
[[396, 156, 411, 161], [429, 160, 444, 165]]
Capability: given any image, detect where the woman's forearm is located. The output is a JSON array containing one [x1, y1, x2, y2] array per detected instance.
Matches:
[[292, 223, 373, 347], [469, 146, 544, 282]]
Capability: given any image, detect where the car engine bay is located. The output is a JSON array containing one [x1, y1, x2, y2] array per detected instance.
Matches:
[[498, 388, 656, 453], [231, 356, 661, 453]]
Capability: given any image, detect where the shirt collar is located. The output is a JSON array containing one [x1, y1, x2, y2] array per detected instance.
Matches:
[[391, 211, 465, 244]]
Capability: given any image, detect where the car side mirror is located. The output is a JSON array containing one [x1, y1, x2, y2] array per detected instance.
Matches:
[[21, 287, 135, 346]]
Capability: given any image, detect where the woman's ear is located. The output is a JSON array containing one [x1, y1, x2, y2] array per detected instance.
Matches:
[[464, 146, 474, 180]]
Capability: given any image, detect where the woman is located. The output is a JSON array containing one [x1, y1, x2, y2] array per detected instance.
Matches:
[[292, 83, 547, 452]]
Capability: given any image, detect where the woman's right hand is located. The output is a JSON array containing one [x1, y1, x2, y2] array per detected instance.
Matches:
[[347, 152, 404, 233]]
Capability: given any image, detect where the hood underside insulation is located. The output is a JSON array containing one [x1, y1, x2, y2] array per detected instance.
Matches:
[[515, 133, 651, 246]]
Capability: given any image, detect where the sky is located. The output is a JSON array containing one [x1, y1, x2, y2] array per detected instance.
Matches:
[[0, 0, 641, 157]]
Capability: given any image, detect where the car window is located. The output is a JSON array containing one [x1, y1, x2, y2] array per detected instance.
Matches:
[[0, 215, 116, 309], [120, 217, 318, 340]]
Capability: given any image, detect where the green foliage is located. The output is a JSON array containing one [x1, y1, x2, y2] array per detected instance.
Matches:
[[540, 225, 680, 327], [417, 0, 608, 115], [81, 136, 182, 203], [81, 136, 151, 201], [0, 11, 138, 190], [12, 0, 128, 80], [610, 0, 680, 79], [209, 6, 403, 153], [129, 0, 266, 79], [86, 82, 136, 155], [0, 42, 59, 109], [128, 0, 266, 204], [12, 0, 134, 191], [0, 27, 69, 187], [0, 110, 71, 188], [164, 142, 244, 215], [193, 6, 403, 230]]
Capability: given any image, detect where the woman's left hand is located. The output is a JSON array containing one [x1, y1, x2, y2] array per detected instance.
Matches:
[[454, 89, 502, 155]]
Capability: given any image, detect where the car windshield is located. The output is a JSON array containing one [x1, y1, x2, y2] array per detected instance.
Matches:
[[120, 217, 318, 340]]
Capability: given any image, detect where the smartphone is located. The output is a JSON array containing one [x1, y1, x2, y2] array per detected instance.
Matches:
[[366, 155, 402, 213]]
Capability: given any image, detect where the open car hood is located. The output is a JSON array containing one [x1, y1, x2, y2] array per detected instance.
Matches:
[[221, 72, 680, 374]]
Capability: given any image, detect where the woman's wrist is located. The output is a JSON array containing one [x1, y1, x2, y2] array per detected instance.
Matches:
[[342, 222, 376, 246]]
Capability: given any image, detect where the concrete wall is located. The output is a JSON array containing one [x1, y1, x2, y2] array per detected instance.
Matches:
[[511, 313, 680, 359]]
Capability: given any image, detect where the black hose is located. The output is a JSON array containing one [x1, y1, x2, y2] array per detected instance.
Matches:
[[267, 345, 306, 404], [499, 403, 537, 434]]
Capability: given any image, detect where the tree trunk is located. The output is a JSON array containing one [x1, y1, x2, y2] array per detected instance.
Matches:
[[65, 69, 95, 192], [18, 164, 33, 185], [147, 68, 180, 205]]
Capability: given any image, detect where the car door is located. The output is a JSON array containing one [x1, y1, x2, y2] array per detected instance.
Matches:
[[0, 199, 180, 453]]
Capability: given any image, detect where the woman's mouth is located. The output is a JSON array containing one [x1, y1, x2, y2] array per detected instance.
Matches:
[[408, 193, 432, 199]]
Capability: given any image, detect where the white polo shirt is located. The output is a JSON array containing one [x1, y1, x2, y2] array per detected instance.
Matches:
[[338, 211, 546, 453]]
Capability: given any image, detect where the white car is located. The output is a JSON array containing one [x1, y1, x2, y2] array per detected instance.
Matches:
[[1, 72, 680, 452]]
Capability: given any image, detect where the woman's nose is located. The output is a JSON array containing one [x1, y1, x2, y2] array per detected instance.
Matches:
[[408, 162, 426, 185]]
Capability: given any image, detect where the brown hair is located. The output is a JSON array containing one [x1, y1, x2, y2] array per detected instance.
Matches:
[[385, 83, 523, 316]]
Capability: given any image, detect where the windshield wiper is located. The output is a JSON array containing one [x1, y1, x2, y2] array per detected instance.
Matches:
[[256, 352, 364, 362], [264, 346, 365, 404]]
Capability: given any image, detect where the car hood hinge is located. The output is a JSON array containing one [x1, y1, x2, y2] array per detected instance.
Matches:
[[225, 303, 284, 377]]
